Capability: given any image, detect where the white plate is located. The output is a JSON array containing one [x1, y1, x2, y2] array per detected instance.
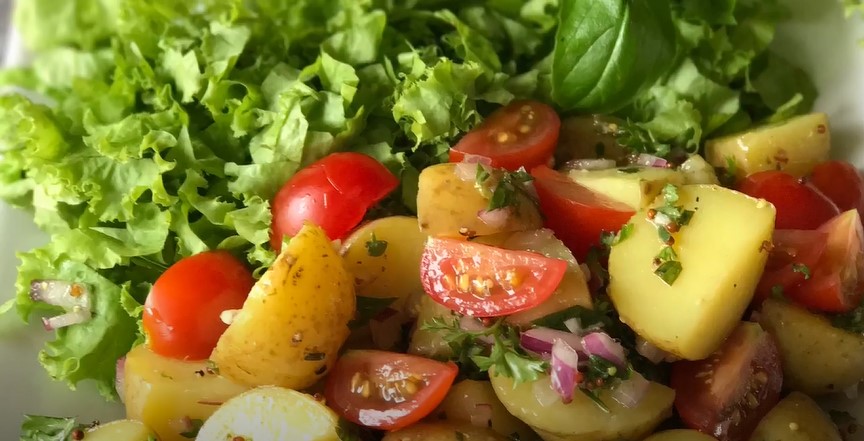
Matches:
[[0, 0, 863, 438]]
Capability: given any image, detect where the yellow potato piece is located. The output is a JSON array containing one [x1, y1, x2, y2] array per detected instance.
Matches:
[[84, 419, 157, 441], [609, 185, 775, 360], [433, 379, 540, 441], [211, 223, 355, 390], [643, 429, 717, 441], [679, 154, 720, 185], [567, 166, 685, 210], [409, 294, 456, 359], [196, 386, 340, 441], [123, 344, 248, 441], [506, 270, 592, 327], [749, 392, 842, 441], [383, 421, 509, 441]]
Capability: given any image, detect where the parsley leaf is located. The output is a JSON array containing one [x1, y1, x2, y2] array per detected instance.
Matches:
[[579, 355, 633, 412], [649, 184, 693, 285], [792, 263, 811, 279], [349, 296, 398, 330], [532, 305, 611, 331], [654, 261, 683, 285], [365, 233, 388, 257], [601, 223, 634, 247], [20, 415, 86, 441], [832, 304, 864, 334], [486, 169, 536, 211]]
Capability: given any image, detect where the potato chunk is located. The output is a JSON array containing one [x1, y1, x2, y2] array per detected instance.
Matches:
[[749, 392, 842, 441], [705, 113, 830, 179], [211, 223, 355, 390], [409, 294, 456, 359], [609, 185, 775, 360], [678, 154, 720, 185], [84, 420, 157, 441], [759, 299, 864, 395], [123, 345, 248, 441], [433, 380, 539, 441], [643, 430, 717, 441], [567, 166, 684, 209], [383, 422, 509, 441]]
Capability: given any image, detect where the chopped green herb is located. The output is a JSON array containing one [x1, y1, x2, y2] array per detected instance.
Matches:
[[656, 246, 678, 262], [532, 305, 611, 331], [475, 164, 491, 184], [179, 418, 204, 438], [487, 169, 536, 211], [349, 296, 398, 330], [792, 263, 811, 279], [649, 184, 693, 285], [718, 156, 739, 188], [602, 120, 672, 158], [579, 355, 633, 412], [618, 167, 640, 174], [364, 233, 388, 257], [654, 261, 683, 285], [831, 304, 864, 334], [601, 223, 634, 247]]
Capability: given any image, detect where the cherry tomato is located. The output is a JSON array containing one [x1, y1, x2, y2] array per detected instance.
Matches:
[[270, 153, 399, 251], [671, 322, 782, 441], [530, 165, 635, 262], [737, 170, 839, 230], [324, 350, 458, 430], [753, 229, 829, 304], [810, 160, 864, 220], [420, 237, 567, 317], [143, 251, 254, 360], [784, 210, 864, 312], [449, 101, 560, 171]]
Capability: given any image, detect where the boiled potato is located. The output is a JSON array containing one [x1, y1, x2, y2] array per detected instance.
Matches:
[[489, 371, 674, 441], [342, 216, 428, 314], [409, 294, 456, 359], [567, 166, 685, 210], [196, 386, 340, 441], [679, 155, 720, 185], [211, 223, 355, 390], [433, 380, 540, 441], [643, 429, 717, 441], [84, 419, 157, 441], [383, 421, 509, 441], [705, 113, 830, 179], [609, 185, 775, 360], [556, 115, 628, 163], [417, 163, 542, 237], [507, 270, 592, 327], [749, 392, 842, 441], [123, 345, 248, 441], [759, 299, 864, 395]]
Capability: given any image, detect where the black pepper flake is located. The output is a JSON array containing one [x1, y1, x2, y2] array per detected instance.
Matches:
[[304, 352, 326, 361], [194, 369, 205, 377]]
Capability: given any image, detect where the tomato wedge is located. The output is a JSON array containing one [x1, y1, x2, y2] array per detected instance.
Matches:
[[671, 322, 783, 441], [753, 229, 829, 304], [738, 170, 839, 230], [810, 160, 864, 221], [324, 350, 458, 430], [449, 101, 560, 171], [530, 165, 635, 262], [783, 210, 864, 312], [420, 237, 567, 317]]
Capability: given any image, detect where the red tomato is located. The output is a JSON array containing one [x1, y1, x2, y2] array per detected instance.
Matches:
[[738, 170, 839, 230], [143, 251, 254, 360], [753, 229, 829, 304], [449, 101, 560, 171], [671, 322, 783, 441], [784, 210, 864, 312], [810, 160, 864, 220], [530, 165, 635, 262], [270, 153, 399, 251], [420, 237, 567, 317], [324, 350, 458, 430]]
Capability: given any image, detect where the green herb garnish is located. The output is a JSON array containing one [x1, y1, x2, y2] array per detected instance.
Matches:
[[487, 169, 536, 211], [649, 184, 693, 285], [364, 233, 388, 257], [792, 263, 811, 279]]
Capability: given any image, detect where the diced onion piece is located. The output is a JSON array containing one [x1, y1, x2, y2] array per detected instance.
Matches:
[[469, 403, 493, 428], [581, 332, 627, 367], [477, 208, 512, 229], [633, 153, 669, 168], [550, 339, 581, 404], [635, 337, 671, 364], [564, 318, 582, 335], [520, 327, 584, 355], [560, 158, 617, 172], [504, 228, 579, 271], [610, 372, 650, 408], [115, 357, 126, 403], [41, 308, 92, 331], [455, 160, 492, 182], [462, 154, 493, 165], [30, 279, 90, 310]]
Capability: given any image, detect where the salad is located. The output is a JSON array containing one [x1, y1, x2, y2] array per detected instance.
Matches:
[[3, 0, 864, 440]]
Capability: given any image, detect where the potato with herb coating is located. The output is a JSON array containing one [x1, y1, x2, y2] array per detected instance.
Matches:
[[211, 223, 355, 390], [749, 392, 842, 441], [433, 379, 540, 441], [84, 420, 158, 441]]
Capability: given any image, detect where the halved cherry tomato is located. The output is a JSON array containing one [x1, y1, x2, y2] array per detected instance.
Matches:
[[671, 322, 782, 441], [530, 165, 635, 262], [143, 251, 254, 360], [449, 101, 560, 171], [420, 237, 567, 317], [270, 152, 399, 251], [810, 160, 864, 221], [737, 170, 839, 230], [753, 229, 829, 304], [783, 210, 864, 312], [324, 350, 458, 430]]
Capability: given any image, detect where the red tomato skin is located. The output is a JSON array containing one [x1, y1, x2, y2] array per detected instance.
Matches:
[[143, 251, 254, 360], [420, 237, 568, 317], [324, 350, 458, 431], [810, 160, 864, 221], [450, 101, 560, 171], [738, 171, 839, 230], [270, 153, 399, 250], [753, 229, 829, 304], [530, 165, 635, 262], [671, 322, 783, 441]]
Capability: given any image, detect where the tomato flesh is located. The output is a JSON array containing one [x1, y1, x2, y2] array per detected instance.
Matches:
[[450, 101, 560, 171], [420, 237, 567, 317], [143, 251, 254, 360], [738, 170, 839, 230], [754, 229, 829, 304], [671, 322, 782, 441], [530, 165, 635, 262], [810, 160, 864, 222], [270, 152, 399, 250], [324, 350, 458, 430]]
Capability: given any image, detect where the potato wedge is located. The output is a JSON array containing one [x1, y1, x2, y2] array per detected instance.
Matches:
[[609, 185, 775, 360], [433, 379, 540, 441], [705, 113, 830, 179], [409, 294, 457, 359], [758, 299, 864, 395], [382, 421, 509, 441], [417, 163, 542, 237], [567, 166, 685, 210], [84, 420, 157, 441], [749, 392, 842, 441], [643, 429, 717, 441], [123, 344, 248, 441], [679, 155, 720, 185], [196, 386, 340, 441], [211, 223, 355, 390]]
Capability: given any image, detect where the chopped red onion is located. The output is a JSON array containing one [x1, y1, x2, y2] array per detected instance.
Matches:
[[41, 308, 91, 331], [115, 357, 126, 403], [635, 337, 671, 364], [459, 316, 494, 345], [469, 403, 493, 428], [504, 229, 579, 271], [581, 332, 626, 367], [520, 327, 584, 355], [560, 159, 617, 172], [369, 308, 404, 350], [550, 339, 582, 404], [633, 153, 669, 168], [477, 207, 512, 229], [462, 154, 493, 165], [610, 372, 650, 408], [564, 318, 582, 335]]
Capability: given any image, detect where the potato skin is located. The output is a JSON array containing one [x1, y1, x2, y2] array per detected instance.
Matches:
[[643, 430, 717, 441], [382, 422, 509, 441], [211, 223, 355, 390], [749, 392, 842, 441], [758, 299, 864, 395]]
